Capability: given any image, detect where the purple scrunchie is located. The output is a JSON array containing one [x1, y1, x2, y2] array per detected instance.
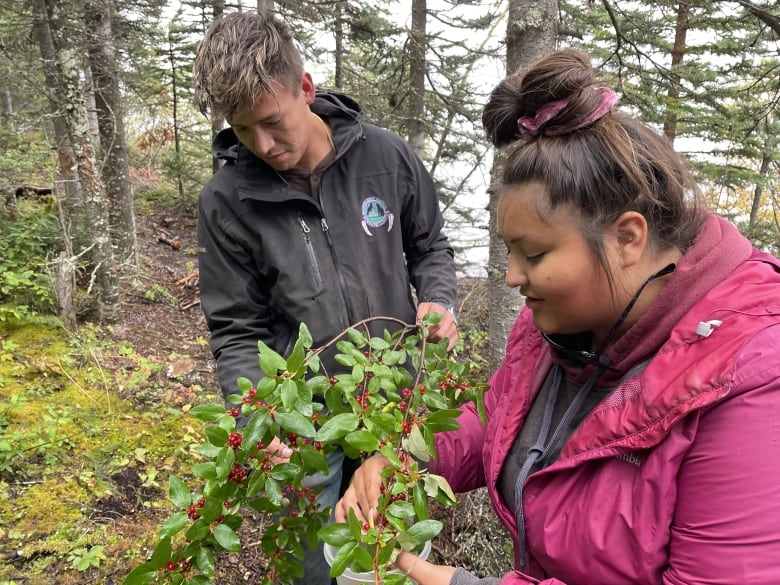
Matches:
[[517, 86, 618, 138]]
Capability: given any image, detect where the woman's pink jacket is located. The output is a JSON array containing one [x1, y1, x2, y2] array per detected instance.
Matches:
[[432, 218, 780, 585]]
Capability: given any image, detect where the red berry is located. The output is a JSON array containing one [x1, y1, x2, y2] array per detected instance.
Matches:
[[228, 432, 243, 448]]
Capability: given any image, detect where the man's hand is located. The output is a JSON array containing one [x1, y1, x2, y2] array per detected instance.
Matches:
[[263, 436, 293, 464], [395, 551, 457, 585], [417, 301, 458, 351], [334, 453, 392, 522]]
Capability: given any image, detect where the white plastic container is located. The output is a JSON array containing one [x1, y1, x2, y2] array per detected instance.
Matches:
[[323, 540, 432, 585]]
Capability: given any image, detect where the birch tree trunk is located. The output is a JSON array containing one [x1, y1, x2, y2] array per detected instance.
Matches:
[[487, 0, 557, 370]]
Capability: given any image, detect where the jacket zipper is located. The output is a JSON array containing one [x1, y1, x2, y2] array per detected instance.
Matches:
[[318, 212, 355, 327], [298, 216, 323, 288]]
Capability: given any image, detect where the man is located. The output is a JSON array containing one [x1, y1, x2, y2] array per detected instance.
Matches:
[[192, 10, 458, 584]]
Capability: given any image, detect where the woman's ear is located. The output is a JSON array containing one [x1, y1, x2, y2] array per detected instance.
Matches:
[[613, 211, 648, 267]]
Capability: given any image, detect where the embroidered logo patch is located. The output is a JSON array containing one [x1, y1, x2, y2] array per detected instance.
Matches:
[[361, 196, 394, 236]]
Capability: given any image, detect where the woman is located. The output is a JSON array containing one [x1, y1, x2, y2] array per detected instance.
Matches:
[[336, 49, 780, 585]]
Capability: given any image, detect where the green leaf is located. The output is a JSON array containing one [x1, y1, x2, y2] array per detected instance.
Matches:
[[196, 546, 216, 576], [192, 462, 218, 480], [387, 500, 415, 519], [258, 340, 287, 377], [243, 409, 273, 448], [368, 337, 390, 350], [186, 518, 212, 541], [213, 524, 242, 552], [159, 511, 188, 539], [422, 390, 448, 411], [168, 476, 192, 509], [426, 473, 456, 504], [346, 327, 365, 346], [195, 442, 223, 458], [270, 461, 302, 481], [298, 443, 329, 474], [412, 482, 430, 521], [121, 563, 157, 585], [281, 378, 298, 410], [307, 375, 330, 395], [147, 537, 172, 569], [286, 336, 307, 376], [214, 447, 235, 480], [246, 469, 267, 497], [328, 542, 357, 577], [406, 519, 443, 544], [404, 424, 430, 462], [265, 477, 283, 506], [423, 409, 462, 432], [254, 376, 278, 399], [318, 522, 353, 546], [315, 413, 360, 442], [344, 430, 379, 453], [276, 411, 317, 438], [206, 425, 229, 447], [190, 403, 229, 422]]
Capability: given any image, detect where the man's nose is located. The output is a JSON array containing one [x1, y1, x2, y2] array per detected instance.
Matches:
[[253, 127, 275, 153]]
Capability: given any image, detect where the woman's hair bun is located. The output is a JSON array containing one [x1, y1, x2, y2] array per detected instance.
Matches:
[[483, 49, 605, 147]]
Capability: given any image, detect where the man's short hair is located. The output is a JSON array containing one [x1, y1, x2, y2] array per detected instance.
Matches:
[[193, 10, 304, 120]]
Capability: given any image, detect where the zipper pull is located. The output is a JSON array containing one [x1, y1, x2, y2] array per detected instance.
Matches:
[[321, 218, 329, 231], [298, 216, 310, 234]]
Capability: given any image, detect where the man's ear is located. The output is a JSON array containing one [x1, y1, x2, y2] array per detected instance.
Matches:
[[301, 72, 316, 104], [613, 211, 648, 267]]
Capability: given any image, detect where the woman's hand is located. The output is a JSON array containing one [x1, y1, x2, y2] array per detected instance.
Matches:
[[395, 551, 457, 585], [418, 301, 459, 351], [334, 453, 392, 522]]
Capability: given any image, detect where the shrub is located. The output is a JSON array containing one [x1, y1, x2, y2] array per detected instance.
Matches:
[[123, 315, 487, 585]]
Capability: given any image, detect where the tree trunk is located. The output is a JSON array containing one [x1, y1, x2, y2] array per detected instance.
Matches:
[[168, 34, 185, 199], [408, 0, 426, 158], [30, 0, 84, 242], [663, 2, 689, 143], [44, 0, 120, 323], [86, 0, 139, 268], [257, 0, 273, 11], [333, 0, 344, 89], [749, 131, 776, 229], [487, 0, 557, 371], [211, 0, 225, 175]]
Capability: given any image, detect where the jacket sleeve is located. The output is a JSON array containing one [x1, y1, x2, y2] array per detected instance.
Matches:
[[450, 567, 567, 585], [198, 188, 271, 403], [397, 142, 457, 308], [431, 312, 532, 492], [662, 323, 780, 584]]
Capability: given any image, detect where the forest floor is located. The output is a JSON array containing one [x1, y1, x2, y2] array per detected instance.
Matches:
[[0, 204, 513, 584]]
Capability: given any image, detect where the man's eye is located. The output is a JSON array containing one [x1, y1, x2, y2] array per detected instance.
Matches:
[[526, 253, 544, 264]]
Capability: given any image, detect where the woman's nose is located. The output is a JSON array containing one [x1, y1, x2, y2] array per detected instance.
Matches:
[[505, 259, 528, 288]]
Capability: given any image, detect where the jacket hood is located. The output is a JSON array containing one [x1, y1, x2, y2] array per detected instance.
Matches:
[[551, 213, 753, 384], [209, 90, 363, 162]]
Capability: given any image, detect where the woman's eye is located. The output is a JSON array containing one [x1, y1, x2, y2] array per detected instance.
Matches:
[[526, 253, 544, 264]]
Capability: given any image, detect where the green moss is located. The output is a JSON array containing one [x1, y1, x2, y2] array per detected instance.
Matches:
[[0, 316, 211, 583], [3, 478, 86, 536]]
